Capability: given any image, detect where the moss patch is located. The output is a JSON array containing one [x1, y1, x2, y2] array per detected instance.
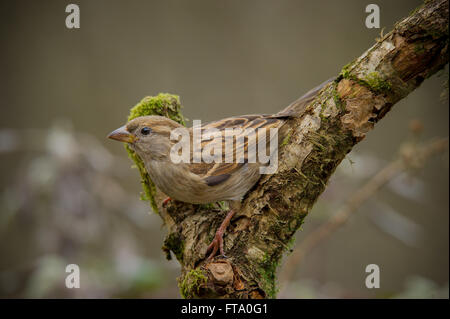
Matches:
[[198, 201, 228, 211], [364, 72, 392, 93], [284, 234, 297, 254], [162, 232, 185, 263], [341, 62, 354, 79], [125, 93, 186, 214], [125, 146, 159, 212], [257, 253, 279, 299], [179, 269, 208, 299], [340, 62, 392, 95], [281, 132, 292, 147], [128, 93, 186, 125]]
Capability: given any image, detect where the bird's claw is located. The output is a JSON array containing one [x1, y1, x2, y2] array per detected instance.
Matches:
[[205, 209, 236, 261], [206, 231, 226, 260]]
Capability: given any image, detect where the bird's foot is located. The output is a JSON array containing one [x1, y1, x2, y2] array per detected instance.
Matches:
[[206, 229, 225, 260], [162, 197, 172, 207], [205, 209, 236, 261]]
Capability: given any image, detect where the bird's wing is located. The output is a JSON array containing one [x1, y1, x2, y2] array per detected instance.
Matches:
[[277, 77, 336, 116], [188, 114, 287, 186], [186, 79, 334, 186]]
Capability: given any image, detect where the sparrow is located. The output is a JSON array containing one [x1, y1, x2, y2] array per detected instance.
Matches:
[[108, 79, 332, 260]]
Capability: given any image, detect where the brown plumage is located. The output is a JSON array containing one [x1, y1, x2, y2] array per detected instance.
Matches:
[[108, 78, 333, 259]]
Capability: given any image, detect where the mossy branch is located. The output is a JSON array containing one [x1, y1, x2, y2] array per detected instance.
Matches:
[[125, 94, 186, 214], [124, 0, 448, 299]]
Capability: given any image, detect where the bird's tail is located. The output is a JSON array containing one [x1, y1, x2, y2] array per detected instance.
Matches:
[[275, 77, 336, 117]]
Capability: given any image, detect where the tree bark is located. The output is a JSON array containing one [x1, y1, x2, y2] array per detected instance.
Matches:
[[127, 0, 449, 298]]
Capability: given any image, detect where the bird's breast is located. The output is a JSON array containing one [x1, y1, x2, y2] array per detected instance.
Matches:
[[144, 160, 260, 204]]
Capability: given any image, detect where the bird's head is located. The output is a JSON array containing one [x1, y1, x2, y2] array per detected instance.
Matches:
[[108, 116, 183, 161]]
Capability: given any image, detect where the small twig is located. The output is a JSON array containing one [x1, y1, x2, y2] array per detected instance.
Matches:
[[278, 137, 448, 297]]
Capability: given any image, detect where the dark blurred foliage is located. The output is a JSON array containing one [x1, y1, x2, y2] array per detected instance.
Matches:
[[0, 0, 448, 298], [0, 123, 180, 297]]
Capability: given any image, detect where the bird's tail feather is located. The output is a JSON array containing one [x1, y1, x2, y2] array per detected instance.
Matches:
[[275, 77, 336, 117]]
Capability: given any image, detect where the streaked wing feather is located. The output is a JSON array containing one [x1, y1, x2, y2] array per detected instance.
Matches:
[[188, 114, 287, 186]]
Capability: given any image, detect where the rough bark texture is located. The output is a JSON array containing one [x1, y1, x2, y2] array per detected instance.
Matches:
[[126, 0, 449, 299]]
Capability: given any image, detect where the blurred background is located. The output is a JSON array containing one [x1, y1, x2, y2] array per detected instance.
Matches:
[[0, 0, 448, 298]]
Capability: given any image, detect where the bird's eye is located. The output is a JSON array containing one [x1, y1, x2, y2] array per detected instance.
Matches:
[[141, 127, 152, 135]]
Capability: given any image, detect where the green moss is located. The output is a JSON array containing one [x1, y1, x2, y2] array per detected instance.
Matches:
[[217, 201, 229, 211], [128, 93, 186, 125], [258, 253, 279, 299], [340, 59, 392, 95], [198, 201, 228, 211], [341, 62, 354, 79], [281, 132, 292, 147], [125, 93, 186, 214], [364, 72, 392, 93], [179, 269, 208, 299], [125, 145, 159, 213], [162, 233, 185, 263], [300, 127, 354, 205], [341, 66, 392, 95], [285, 234, 297, 254], [288, 214, 305, 233]]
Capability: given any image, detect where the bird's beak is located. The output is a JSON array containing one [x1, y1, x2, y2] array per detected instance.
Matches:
[[107, 126, 136, 143]]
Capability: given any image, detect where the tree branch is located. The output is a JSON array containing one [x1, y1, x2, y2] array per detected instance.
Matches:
[[125, 0, 448, 298]]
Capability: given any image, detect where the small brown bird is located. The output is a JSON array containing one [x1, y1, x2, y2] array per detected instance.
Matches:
[[108, 79, 332, 259]]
